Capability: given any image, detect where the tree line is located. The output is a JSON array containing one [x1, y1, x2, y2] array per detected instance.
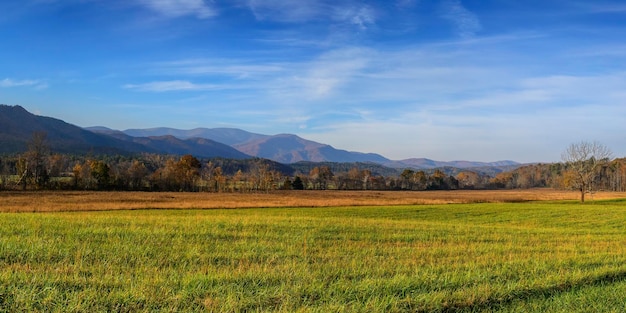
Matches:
[[0, 133, 622, 200], [0, 151, 460, 192]]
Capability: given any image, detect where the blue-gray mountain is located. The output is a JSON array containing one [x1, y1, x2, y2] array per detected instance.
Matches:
[[119, 127, 520, 169], [0, 105, 248, 159], [123, 127, 389, 164], [0, 104, 520, 170]]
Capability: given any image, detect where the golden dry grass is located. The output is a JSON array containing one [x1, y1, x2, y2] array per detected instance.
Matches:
[[2, 189, 626, 213], [3, 192, 626, 311]]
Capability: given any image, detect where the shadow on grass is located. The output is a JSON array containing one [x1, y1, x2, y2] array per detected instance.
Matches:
[[423, 270, 626, 313]]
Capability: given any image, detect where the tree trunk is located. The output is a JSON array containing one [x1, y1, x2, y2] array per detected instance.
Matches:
[[580, 186, 585, 203]]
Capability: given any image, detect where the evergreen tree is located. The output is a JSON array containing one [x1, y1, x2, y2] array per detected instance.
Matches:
[[292, 176, 305, 190]]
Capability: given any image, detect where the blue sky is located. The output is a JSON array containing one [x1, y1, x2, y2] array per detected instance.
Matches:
[[1, 0, 625, 162]]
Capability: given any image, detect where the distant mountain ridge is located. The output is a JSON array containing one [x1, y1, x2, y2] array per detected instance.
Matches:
[[92, 130, 250, 159], [233, 134, 391, 164], [116, 127, 520, 169], [0, 105, 249, 158], [0, 105, 149, 154], [386, 158, 520, 169], [117, 127, 391, 164], [123, 127, 268, 146], [0, 105, 521, 171]]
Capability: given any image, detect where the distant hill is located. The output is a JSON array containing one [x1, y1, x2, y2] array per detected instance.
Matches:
[[93, 131, 250, 159], [120, 128, 392, 164], [233, 134, 391, 164], [0, 105, 250, 158], [118, 127, 520, 168], [123, 127, 268, 146], [387, 158, 520, 170], [1, 105, 522, 174], [0, 105, 149, 154]]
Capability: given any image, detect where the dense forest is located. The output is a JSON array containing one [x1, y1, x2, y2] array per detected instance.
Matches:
[[1, 133, 625, 195]]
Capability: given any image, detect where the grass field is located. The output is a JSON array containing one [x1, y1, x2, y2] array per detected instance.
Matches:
[[1, 190, 626, 312], [3, 189, 626, 213]]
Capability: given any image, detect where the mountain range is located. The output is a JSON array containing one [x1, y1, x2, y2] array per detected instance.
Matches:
[[121, 127, 390, 164], [0, 104, 520, 171], [0, 105, 247, 159], [113, 127, 520, 170]]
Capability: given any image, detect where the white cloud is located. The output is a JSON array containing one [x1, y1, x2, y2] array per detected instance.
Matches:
[[518, 73, 626, 106], [441, 0, 481, 38], [146, 48, 374, 101], [246, 0, 324, 22], [333, 5, 377, 31], [118, 34, 626, 162], [0, 78, 47, 89], [1, 78, 37, 87], [155, 59, 286, 78], [303, 97, 626, 163], [124, 80, 222, 92], [137, 0, 216, 19], [270, 47, 372, 100], [302, 61, 364, 97], [279, 44, 626, 161], [246, 0, 378, 32], [585, 3, 626, 14]]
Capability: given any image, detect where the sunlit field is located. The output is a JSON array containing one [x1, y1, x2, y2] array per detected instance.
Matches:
[[1, 190, 626, 312], [3, 189, 626, 213]]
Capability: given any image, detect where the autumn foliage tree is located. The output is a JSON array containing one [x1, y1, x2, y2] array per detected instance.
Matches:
[[177, 154, 201, 191], [309, 166, 333, 190], [128, 160, 149, 190], [456, 171, 481, 189], [89, 160, 110, 190]]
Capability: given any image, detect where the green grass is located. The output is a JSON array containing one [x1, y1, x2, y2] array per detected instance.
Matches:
[[1, 201, 626, 312]]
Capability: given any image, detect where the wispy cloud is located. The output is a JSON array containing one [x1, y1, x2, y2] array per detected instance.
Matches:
[[154, 59, 286, 78], [304, 93, 626, 162], [117, 30, 626, 161], [246, 1, 378, 32], [246, 0, 324, 22], [0, 78, 47, 89], [441, 0, 481, 38], [258, 47, 372, 102], [124, 80, 223, 92], [137, 0, 216, 19], [333, 5, 377, 31], [142, 48, 372, 99], [584, 3, 626, 14], [300, 48, 371, 98]]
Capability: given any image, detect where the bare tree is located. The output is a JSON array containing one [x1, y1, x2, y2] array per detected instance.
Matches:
[[128, 160, 149, 190], [561, 141, 612, 203], [0, 157, 6, 190], [17, 131, 50, 189]]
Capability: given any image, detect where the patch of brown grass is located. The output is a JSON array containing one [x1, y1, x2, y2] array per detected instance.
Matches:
[[1, 189, 625, 213]]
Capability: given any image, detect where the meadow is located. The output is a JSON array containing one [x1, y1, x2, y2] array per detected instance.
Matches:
[[3, 189, 626, 213], [1, 190, 626, 312]]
